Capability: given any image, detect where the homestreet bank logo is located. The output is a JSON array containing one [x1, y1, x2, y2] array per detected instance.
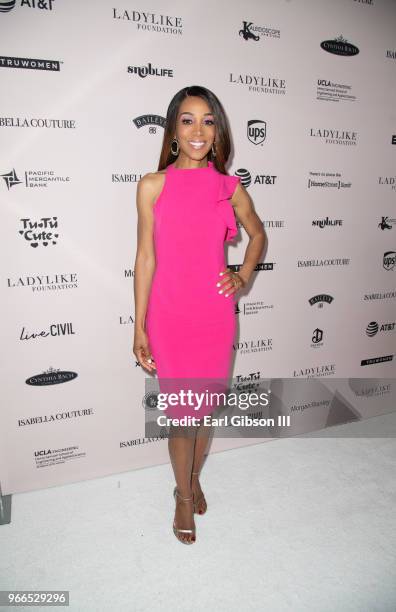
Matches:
[[320, 35, 359, 56], [0, 55, 61, 70], [308, 171, 351, 189], [113, 8, 182, 35]]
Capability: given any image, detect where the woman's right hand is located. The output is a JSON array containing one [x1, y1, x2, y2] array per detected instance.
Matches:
[[133, 329, 156, 373]]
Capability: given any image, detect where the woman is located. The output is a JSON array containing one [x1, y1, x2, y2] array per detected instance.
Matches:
[[133, 85, 266, 545]]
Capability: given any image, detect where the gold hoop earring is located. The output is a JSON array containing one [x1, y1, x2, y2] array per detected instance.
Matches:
[[171, 138, 179, 156]]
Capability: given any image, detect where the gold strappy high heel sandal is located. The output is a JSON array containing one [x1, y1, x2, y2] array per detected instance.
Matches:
[[191, 471, 207, 515], [173, 487, 196, 545]]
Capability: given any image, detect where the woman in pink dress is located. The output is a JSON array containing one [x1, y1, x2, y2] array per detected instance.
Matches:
[[133, 86, 265, 544]]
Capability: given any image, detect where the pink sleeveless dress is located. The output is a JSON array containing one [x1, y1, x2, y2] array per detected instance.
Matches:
[[144, 160, 240, 417]]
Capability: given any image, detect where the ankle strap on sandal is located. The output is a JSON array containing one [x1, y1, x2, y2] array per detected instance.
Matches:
[[174, 488, 193, 502]]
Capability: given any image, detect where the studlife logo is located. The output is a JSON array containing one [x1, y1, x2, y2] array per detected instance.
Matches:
[[238, 20, 280, 41], [0, 56, 61, 71], [312, 217, 343, 228], [127, 62, 173, 78], [1, 167, 70, 189], [320, 35, 359, 56], [0, 0, 55, 12], [247, 120, 267, 145]]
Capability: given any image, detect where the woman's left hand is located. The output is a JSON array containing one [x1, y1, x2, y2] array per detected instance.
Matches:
[[216, 268, 246, 297]]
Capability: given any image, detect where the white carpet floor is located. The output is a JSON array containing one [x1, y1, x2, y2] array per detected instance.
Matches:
[[1, 412, 396, 612]]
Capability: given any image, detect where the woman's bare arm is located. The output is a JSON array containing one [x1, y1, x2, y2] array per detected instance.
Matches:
[[231, 182, 267, 285], [133, 173, 158, 333]]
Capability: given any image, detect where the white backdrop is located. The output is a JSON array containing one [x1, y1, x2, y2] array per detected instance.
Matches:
[[1, 0, 396, 496]]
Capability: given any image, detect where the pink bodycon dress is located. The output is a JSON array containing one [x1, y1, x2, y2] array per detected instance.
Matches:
[[144, 160, 240, 419]]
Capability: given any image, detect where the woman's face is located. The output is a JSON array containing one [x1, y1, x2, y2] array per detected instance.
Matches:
[[174, 96, 216, 163]]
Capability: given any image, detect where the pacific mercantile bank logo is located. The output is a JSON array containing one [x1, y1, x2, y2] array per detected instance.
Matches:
[[19, 216, 59, 247], [1, 167, 70, 189]]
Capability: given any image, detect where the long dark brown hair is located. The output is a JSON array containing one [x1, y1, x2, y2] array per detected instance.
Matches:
[[157, 85, 234, 175]]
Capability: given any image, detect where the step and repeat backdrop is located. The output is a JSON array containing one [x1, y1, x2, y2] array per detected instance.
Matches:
[[1, 0, 396, 496]]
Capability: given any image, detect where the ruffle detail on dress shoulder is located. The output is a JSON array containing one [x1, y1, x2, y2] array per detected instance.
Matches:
[[216, 174, 240, 242]]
